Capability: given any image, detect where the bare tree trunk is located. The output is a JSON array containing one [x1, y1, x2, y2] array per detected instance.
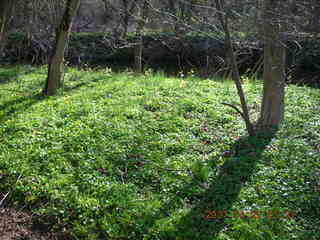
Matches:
[[256, 0, 264, 38], [23, 1, 34, 45], [134, 0, 149, 73], [167, 0, 178, 32], [0, 0, 14, 56], [215, 0, 255, 136], [179, 0, 194, 25], [122, 0, 129, 37], [258, 0, 286, 129], [134, 33, 143, 73], [117, 0, 137, 38], [43, 0, 80, 96]]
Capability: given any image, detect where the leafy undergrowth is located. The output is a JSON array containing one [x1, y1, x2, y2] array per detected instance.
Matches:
[[0, 65, 319, 240]]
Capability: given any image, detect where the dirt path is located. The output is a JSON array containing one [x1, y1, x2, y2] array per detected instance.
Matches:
[[0, 208, 58, 240]]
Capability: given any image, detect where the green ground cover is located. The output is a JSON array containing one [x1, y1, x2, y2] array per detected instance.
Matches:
[[0, 65, 319, 239]]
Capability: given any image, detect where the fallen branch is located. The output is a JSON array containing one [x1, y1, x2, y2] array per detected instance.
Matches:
[[0, 192, 10, 207], [0, 174, 22, 208]]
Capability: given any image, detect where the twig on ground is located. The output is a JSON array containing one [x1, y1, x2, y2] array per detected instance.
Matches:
[[0, 174, 22, 208], [0, 192, 10, 207]]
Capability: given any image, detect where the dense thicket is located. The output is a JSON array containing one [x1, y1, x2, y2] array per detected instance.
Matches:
[[2, 32, 319, 87]]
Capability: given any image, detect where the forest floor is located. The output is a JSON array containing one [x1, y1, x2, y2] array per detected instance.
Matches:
[[0, 207, 59, 240], [0, 65, 319, 240]]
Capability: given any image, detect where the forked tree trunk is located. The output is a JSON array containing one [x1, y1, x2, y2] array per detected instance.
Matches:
[[258, 0, 286, 129], [134, 0, 149, 73], [43, 0, 80, 96]]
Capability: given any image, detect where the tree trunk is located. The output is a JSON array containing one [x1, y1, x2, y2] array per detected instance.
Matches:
[[167, 0, 178, 32], [0, 0, 14, 56], [256, 0, 264, 38], [179, 0, 194, 25], [43, 0, 80, 96], [134, 33, 143, 73], [215, 0, 255, 136], [134, 0, 149, 73], [258, 0, 286, 129], [121, 0, 129, 38]]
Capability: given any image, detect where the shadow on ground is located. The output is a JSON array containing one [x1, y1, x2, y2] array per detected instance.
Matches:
[[0, 93, 45, 123], [0, 208, 63, 240], [62, 74, 105, 93], [0, 68, 20, 85], [143, 131, 275, 239]]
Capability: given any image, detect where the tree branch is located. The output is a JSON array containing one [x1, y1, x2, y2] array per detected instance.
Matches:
[[221, 102, 246, 120]]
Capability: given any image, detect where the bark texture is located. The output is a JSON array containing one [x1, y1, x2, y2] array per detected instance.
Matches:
[[43, 0, 80, 96], [134, 0, 149, 73], [258, 0, 286, 129], [0, 0, 14, 55]]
